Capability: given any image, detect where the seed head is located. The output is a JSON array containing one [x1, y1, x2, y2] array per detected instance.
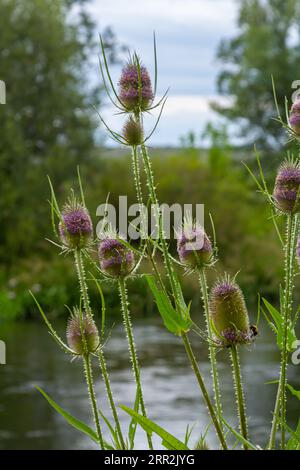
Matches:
[[66, 310, 99, 355], [177, 221, 213, 269], [123, 117, 143, 146], [209, 276, 251, 348], [59, 201, 93, 250], [118, 62, 153, 112], [273, 160, 300, 213], [98, 237, 135, 278], [290, 100, 300, 135]]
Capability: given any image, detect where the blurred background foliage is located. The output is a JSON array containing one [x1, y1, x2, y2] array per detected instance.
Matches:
[[1, 0, 300, 322]]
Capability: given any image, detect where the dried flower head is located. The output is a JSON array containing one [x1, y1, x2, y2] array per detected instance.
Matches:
[[210, 276, 252, 348], [123, 117, 144, 146], [66, 310, 99, 355], [59, 200, 93, 250], [98, 235, 135, 278], [177, 219, 213, 269], [118, 61, 153, 112], [289, 100, 300, 135], [273, 160, 300, 214]]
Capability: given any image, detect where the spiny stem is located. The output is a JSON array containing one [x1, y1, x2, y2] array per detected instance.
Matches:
[[182, 333, 227, 450], [230, 344, 249, 450], [269, 213, 295, 449], [83, 354, 105, 449], [139, 140, 227, 447], [139, 119, 227, 449], [118, 277, 153, 450], [198, 268, 224, 435], [131, 145, 146, 240], [98, 348, 125, 448], [131, 145, 144, 210], [74, 248, 125, 448], [74, 249, 92, 318], [140, 142, 181, 307]]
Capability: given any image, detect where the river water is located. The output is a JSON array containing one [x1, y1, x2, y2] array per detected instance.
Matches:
[[0, 319, 299, 449]]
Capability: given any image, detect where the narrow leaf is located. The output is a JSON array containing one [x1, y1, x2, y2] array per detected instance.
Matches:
[[120, 405, 189, 450], [36, 387, 99, 444]]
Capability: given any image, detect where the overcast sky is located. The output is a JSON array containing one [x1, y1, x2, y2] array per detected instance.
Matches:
[[87, 0, 239, 146]]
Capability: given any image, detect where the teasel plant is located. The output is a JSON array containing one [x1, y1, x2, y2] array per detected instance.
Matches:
[[97, 34, 230, 450], [96, 226, 153, 449], [31, 172, 130, 450], [30, 288, 107, 449], [96, 33, 168, 238], [176, 216, 225, 437], [209, 274, 258, 450], [244, 82, 300, 450]]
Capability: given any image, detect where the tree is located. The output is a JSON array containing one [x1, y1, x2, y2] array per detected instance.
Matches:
[[0, 0, 118, 266], [213, 0, 300, 149]]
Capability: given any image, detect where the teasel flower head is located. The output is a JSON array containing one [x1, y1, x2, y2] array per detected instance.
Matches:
[[59, 199, 93, 250], [273, 159, 300, 214], [98, 34, 168, 147], [289, 100, 300, 136], [209, 275, 253, 348], [66, 309, 99, 355], [98, 231, 135, 279], [118, 60, 154, 113], [176, 218, 213, 270], [123, 116, 144, 146]]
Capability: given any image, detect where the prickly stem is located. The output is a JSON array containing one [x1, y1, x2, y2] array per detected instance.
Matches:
[[198, 268, 224, 435], [74, 249, 92, 319], [74, 249, 125, 447], [230, 344, 249, 450], [269, 213, 295, 449], [83, 354, 105, 449], [118, 277, 153, 449], [182, 333, 227, 450]]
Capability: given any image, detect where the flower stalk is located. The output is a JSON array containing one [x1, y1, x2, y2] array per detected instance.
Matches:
[[83, 353, 105, 449], [140, 141, 181, 307], [198, 268, 224, 432], [182, 333, 227, 450], [74, 248, 125, 448], [230, 344, 249, 450], [139, 135, 227, 449], [118, 277, 153, 450], [269, 213, 296, 449]]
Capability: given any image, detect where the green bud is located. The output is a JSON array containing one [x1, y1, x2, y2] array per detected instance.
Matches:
[[210, 276, 252, 348], [66, 310, 99, 355]]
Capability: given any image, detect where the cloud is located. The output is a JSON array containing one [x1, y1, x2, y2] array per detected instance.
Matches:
[[89, 0, 238, 144], [101, 94, 232, 146], [89, 0, 236, 30]]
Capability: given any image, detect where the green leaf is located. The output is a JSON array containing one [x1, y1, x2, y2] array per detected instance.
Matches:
[[221, 416, 258, 450], [36, 386, 99, 444], [77, 165, 86, 207], [128, 386, 140, 450], [30, 291, 74, 355], [286, 383, 300, 401], [265, 381, 300, 404], [99, 410, 120, 449], [287, 419, 300, 450], [262, 298, 297, 351], [172, 271, 192, 322], [120, 405, 189, 450], [145, 274, 191, 336]]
